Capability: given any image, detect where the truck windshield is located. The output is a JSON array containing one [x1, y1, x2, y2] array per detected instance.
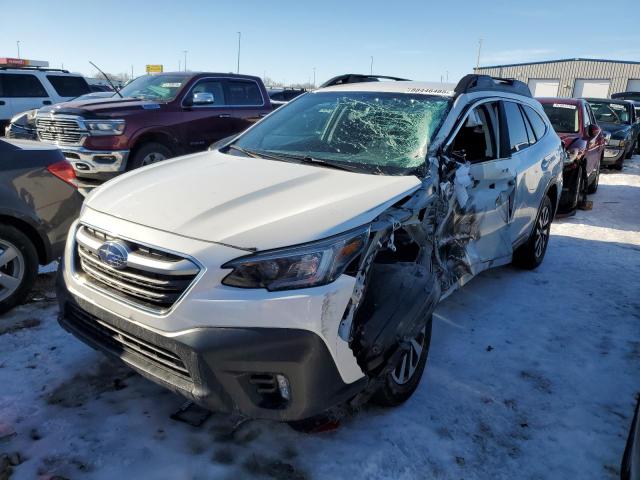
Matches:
[[541, 103, 579, 133], [231, 91, 451, 175], [588, 101, 630, 125], [118, 74, 191, 101]]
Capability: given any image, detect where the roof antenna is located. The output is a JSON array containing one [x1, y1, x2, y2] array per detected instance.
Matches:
[[89, 61, 123, 98]]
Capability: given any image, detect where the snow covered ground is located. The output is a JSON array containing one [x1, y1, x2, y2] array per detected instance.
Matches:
[[1, 157, 639, 480]]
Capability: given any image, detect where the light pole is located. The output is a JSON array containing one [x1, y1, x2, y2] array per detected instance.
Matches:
[[476, 38, 483, 70], [313, 67, 316, 87], [237, 32, 241, 74], [183, 50, 188, 72], [370, 56, 374, 75], [16, 41, 20, 59]]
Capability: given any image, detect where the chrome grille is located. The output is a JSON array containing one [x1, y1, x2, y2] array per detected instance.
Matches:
[[74, 225, 200, 313], [36, 116, 85, 145]]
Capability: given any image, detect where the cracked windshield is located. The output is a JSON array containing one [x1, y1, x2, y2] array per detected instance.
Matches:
[[233, 91, 451, 174]]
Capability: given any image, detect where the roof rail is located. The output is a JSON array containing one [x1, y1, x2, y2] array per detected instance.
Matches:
[[0, 66, 70, 73], [320, 74, 410, 88], [455, 74, 532, 98]]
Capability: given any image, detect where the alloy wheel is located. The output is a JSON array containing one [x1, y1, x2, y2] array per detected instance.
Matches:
[[391, 326, 427, 385], [141, 152, 167, 166], [534, 204, 551, 260], [0, 240, 25, 302]]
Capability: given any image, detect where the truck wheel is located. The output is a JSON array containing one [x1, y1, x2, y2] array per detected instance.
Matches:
[[371, 317, 432, 407], [0, 225, 39, 315], [512, 195, 553, 270], [587, 158, 601, 194], [128, 142, 173, 171]]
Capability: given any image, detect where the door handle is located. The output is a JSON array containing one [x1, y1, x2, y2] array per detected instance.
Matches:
[[218, 114, 231, 118], [541, 154, 553, 169], [43, 100, 52, 105], [0, 100, 5, 106]]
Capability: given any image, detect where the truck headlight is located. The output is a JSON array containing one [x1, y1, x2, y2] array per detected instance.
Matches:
[[85, 119, 125, 136], [608, 139, 625, 148], [222, 226, 370, 291]]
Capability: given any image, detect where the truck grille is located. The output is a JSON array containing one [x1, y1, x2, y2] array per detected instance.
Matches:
[[74, 225, 200, 313], [36, 116, 86, 145], [65, 302, 191, 379]]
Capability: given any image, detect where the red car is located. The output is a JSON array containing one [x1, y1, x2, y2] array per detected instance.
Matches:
[[34, 72, 272, 182], [538, 98, 606, 212]]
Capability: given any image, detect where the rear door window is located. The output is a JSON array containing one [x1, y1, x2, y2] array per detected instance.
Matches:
[[225, 80, 264, 106], [2, 74, 48, 97], [46, 75, 90, 97], [504, 101, 530, 152], [523, 105, 547, 140]]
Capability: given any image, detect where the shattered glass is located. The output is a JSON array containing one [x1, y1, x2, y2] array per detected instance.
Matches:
[[234, 92, 450, 175]]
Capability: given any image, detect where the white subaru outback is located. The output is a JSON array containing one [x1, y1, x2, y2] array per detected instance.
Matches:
[[57, 75, 563, 422]]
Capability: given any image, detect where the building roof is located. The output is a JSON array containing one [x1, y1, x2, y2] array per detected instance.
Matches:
[[476, 57, 640, 70]]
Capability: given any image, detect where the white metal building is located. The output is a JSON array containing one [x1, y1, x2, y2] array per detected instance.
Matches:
[[474, 58, 640, 98]]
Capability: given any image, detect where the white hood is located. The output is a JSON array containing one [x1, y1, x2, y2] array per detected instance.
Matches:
[[86, 151, 422, 251]]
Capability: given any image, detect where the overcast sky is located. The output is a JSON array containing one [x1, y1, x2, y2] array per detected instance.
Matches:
[[1, 0, 638, 84]]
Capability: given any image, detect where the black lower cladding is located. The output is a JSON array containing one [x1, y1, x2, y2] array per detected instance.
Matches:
[[559, 164, 580, 210], [56, 270, 366, 421]]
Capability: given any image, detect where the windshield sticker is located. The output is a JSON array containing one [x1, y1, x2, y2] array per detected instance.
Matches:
[[552, 103, 576, 110], [160, 83, 182, 88], [609, 104, 626, 110], [406, 87, 454, 97]]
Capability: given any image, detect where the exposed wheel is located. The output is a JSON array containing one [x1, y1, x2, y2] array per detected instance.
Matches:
[[127, 142, 173, 171], [587, 158, 601, 194], [0, 225, 39, 315], [512, 195, 553, 270], [371, 317, 432, 407]]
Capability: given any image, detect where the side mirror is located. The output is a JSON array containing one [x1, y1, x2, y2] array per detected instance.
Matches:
[[192, 92, 215, 105], [587, 124, 600, 138]]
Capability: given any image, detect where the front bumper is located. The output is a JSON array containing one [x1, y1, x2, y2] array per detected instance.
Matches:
[[57, 271, 366, 421], [59, 145, 129, 179]]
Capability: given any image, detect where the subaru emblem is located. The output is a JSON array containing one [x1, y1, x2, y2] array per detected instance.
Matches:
[[97, 241, 130, 270]]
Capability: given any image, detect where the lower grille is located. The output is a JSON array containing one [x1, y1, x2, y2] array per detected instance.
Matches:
[[66, 303, 191, 379], [74, 225, 200, 313]]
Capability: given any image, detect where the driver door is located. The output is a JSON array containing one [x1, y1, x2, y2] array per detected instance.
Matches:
[[447, 100, 517, 272], [180, 77, 235, 151]]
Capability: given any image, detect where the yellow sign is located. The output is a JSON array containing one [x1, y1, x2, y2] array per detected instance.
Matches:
[[146, 64, 163, 73]]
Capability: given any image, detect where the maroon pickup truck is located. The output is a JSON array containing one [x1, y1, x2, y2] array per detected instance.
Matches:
[[35, 72, 272, 181]]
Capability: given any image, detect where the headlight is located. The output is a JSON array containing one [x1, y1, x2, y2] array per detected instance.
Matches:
[[85, 119, 125, 136], [222, 226, 370, 291], [608, 139, 625, 148], [9, 109, 37, 124], [565, 147, 582, 163]]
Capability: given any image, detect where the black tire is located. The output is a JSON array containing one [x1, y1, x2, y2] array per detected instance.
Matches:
[[127, 142, 173, 171], [371, 316, 433, 407], [512, 195, 553, 270], [612, 158, 624, 171], [567, 166, 585, 211], [587, 157, 601, 194], [0, 224, 39, 315]]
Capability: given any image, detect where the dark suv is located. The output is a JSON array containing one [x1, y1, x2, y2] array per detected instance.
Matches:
[[538, 98, 605, 212], [35, 72, 272, 181], [585, 98, 640, 169]]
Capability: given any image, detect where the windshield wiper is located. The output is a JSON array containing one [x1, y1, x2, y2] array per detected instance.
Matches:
[[226, 144, 263, 158], [260, 151, 361, 172]]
